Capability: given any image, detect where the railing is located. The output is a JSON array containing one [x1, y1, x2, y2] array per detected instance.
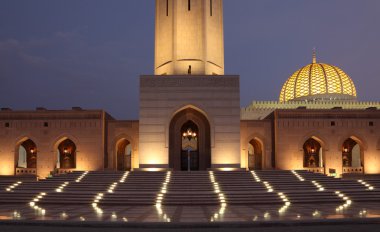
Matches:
[[57, 168, 76, 175], [15, 168, 37, 175], [304, 167, 325, 174], [342, 166, 363, 174]]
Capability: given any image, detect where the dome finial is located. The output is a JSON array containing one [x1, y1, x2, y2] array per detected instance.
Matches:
[[312, 47, 317, 64]]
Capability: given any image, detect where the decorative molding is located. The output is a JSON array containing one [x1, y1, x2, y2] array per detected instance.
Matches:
[[140, 76, 239, 88]]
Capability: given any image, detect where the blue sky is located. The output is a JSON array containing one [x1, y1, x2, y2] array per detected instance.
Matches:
[[1, 0, 379, 119]]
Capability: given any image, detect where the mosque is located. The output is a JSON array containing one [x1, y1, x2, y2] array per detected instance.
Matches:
[[1, 0, 380, 178]]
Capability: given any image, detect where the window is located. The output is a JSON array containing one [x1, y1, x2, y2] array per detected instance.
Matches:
[[330, 121, 335, 126], [5, 122, 10, 127], [369, 121, 374, 127], [188, 0, 191, 11], [44, 122, 49, 127]]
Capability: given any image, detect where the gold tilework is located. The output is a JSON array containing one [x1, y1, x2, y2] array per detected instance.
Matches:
[[279, 62, 357, 102]]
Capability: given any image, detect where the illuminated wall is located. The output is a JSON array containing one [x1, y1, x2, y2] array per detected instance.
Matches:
[[0, 110, 108, 178], [107, 120, 139, 170], [240, 120, 273, 170], [273, 109, 380, 176], [155, 0, 224, 75], [139, 75, 240, 169]]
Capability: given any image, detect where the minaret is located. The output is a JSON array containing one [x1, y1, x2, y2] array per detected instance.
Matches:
[[155, 0, 224, 75]]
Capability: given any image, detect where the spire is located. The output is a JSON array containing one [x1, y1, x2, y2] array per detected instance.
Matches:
[[312, 48, 317, 64]]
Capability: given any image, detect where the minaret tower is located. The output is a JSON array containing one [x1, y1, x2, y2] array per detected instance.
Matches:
[[155, 0, 224, 75]]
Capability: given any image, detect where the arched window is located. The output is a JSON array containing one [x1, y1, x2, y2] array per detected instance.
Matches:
[[303, 138, 323, 168], [342, 138, 362, 167], [17, 139, 37, 169], [57, 139, 76, 169]]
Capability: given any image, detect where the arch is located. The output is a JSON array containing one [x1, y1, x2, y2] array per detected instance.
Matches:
[[341, 136, 364, 173], [247, 138, 263, 170], [303, 138, 324, 168], [52, 134, 80, 151], [15, 138, 37, 170], [298, 133, 329, 151], [169, 108, 211, 171], [51, 135, 79, 169], [337, 134, 367, 151], [115, 138, 132, 171], [165, 104, 215, 147], [111, 133, 136, 170], [56, 138, 77, 169]]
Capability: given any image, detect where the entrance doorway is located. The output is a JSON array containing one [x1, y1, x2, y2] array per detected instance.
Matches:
[[116, 139, 132, 171], [169, 108, 211, 171], [248, 139, 262, 170], [180, 121, 199, 171]]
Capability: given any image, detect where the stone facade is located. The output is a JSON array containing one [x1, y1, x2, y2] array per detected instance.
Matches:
[[139, 75, 241, 170]]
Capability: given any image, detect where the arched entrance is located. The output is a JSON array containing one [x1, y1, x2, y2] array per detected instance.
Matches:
[[56, 139, 76, 169], [16, 139, 37, 169], [248, 139, 262, 170], [116, 139, 132, 171], [303, 138, 323, 168], [342, 137, 363, 173], [169, 108, 211, 171]]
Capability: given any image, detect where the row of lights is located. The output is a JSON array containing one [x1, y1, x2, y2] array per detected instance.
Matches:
[[209, 171, 227, 222], [109, 171, 130, 193], [335, 191, 352, 212], [92, 171, 130, 219], [311, 180, 325, 191], [278, 192, 291, 214], [55, 182, 69, 192], [291, 170, 305, 181], [5, 181, 22, 192], [29, 192, 47, 215], [119, 171, 129, 183], [75, 171, 89, 182], [92, 193, 104, 215], [263, 181, 274, 192], [252, 171, 291, 215], [251, 171, 261, 182], [358, 180, 374, 190], [155, 171, 171, 222], [107, 182, 118, 193]]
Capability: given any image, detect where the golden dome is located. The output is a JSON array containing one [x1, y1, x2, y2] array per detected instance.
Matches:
[[279, 51, 357, 103]]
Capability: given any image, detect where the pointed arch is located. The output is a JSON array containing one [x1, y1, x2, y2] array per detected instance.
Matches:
[[169, 107, 211, 171]]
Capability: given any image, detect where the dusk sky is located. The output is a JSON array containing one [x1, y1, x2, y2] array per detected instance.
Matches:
[[1, 0, 379, 119]]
